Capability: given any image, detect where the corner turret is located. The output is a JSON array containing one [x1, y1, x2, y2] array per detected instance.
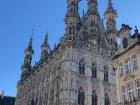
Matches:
[[104, 0, 117, 55], [62, 0, 81, 43], [41, 32, 49, 59], [21, 37, 34, 80]]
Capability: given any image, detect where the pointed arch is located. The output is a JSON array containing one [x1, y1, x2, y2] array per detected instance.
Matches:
[[105, 93, 110, 105], [92, 63, 97, 78], [79, 59, 85, 75], [104, 66, 109, 82], [92, 90, 97, 105], [78, 87, 85, 105]]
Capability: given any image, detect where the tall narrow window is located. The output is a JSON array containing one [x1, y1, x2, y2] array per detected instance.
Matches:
[[70, 6, 74, 13], [78, 88, 84, 105], [132, 55, 138, 70], [91, 21, 94, 27], [136, 80, 140, 99], [125, 59, 130, 74], [79, 60, 85, 75], [92, 91, 97, 105], [121, 86, 127, 103], [119, 63, 124, 76], [127, 82, 134, 102], [110, 38, 113, 44], [104, 66, 109, 82], [105, 94, 110, 105], [50, 89, 54, 104], [92, 63, 97, 78]]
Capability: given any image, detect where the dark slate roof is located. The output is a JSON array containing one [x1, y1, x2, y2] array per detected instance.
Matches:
[[0, 95, 15, 105]]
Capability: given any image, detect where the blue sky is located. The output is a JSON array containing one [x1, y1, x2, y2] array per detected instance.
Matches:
[[0, 0, 140, 96]]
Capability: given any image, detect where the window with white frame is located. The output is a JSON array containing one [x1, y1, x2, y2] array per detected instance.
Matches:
[[125, 59, 130, 74], [129, 59, 132, 72], [127, 82, 135, 102], [135, 80, 140, 99], [119, 63, 124, 76], [132, 55, 138, 70], [121, 86, 127, 103]]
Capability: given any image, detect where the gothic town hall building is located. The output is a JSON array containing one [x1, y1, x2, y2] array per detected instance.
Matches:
[[16, 0, 119, 105]]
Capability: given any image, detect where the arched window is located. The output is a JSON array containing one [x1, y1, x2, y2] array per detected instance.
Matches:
[[70, 6, 74, 13], [105, 94, 110, 105], [69, 27, 72, 34], [78, 88, 85, 105], [72, 26, 75, 34], [91, 20, 94, 27], [104, 66, 109, 82], [91, 29, 94, 34], [92, 91, 97, 105], [92, 63, 97, 78], [79, 60, 85, 75], [110, 38, 113, 44]]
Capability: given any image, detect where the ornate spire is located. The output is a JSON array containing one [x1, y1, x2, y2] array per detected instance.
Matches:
[[21, 36, 34, 79], [44, 32, 48, 44], [105, 0, 117, 33], [108, 0, 113, 10], [87, 0, 99, 16], [104, 0, 117, 55], [24, 36, 34, 65], [61, 0, 81, 44], [65, 0, 80, 18], [64, 0, 80, 38], [105, 0, 117, 14], [41, 32, 49, 59], [27, 36, 33, 51], [80, 0, 101, 43]]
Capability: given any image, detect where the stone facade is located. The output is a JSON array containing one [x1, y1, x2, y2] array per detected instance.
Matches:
[[113, 25, 140, 105], [15, 0, 118, 105]]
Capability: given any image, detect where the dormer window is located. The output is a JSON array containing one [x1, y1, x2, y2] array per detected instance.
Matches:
[[122, 37, 128, 49]]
